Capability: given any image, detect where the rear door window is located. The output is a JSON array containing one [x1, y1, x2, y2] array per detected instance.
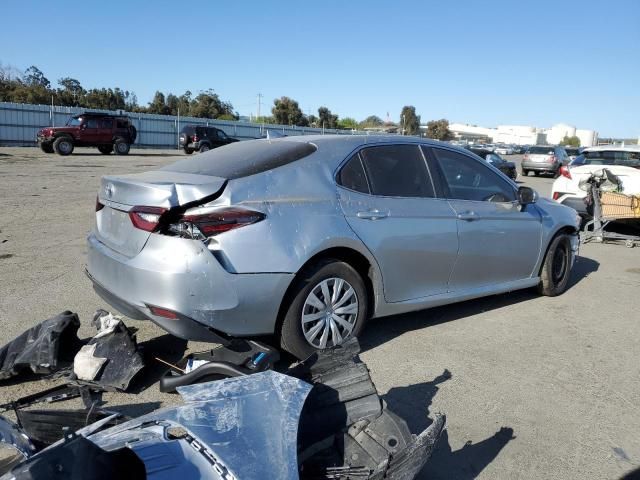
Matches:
[[86, 118, 99, 129], [101, 118, 113, 129], [359, 145, 435, 198], [430, 148, 516, 202], [337, 154, 370, 194]]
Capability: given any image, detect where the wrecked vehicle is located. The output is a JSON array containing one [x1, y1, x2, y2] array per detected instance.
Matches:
[[87, 135, 580, 358], [0, 340, 445, 479]]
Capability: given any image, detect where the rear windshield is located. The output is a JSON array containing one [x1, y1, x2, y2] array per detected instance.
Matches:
[[180, 125, 196, 135], [162, 139, 318, 179], [565, 148, 580, 155], [528, 146, 554, 154], [571, 150, 640, 168]]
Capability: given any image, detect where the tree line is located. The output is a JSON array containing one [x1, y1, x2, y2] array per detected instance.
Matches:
[[0, 63, 453, 139]]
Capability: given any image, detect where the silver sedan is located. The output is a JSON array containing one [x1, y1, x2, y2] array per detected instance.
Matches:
[[87, 136, 580, 358]]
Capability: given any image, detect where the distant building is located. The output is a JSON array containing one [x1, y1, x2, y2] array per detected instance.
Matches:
[[446, 122, 598, 146]]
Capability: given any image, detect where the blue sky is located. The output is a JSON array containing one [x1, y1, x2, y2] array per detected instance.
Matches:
[[1, 0, 638, 137]]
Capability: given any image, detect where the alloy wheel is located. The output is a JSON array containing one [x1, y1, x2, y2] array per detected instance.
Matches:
[[301, 277, 358, 349]]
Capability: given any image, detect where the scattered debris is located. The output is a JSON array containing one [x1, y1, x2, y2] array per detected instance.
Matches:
[[0, 311, 82, 380], [73, 310, 144, 391]]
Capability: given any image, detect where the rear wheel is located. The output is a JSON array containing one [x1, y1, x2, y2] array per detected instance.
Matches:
[[538, 233, 573, 296], [534, 171, 540, 177], [40, 143, 54, 154], [279, 260, 368, 359], [521, 169, 529, 177], [199, 143, 210, 153], [53, 136, 74, 156], [98, 145, 113, 155], [114, 138, 130, 155], [183, 147, 194, 155]]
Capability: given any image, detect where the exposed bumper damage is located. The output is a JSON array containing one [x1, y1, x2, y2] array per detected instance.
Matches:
[[0, 337, 444, 479]]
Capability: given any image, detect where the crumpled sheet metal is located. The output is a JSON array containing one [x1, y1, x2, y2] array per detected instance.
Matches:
[[0, 416, 36, 461], [89, 371, 312, 479], [0, 311, 81, 380]]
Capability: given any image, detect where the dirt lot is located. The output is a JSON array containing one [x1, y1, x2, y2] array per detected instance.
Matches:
[[0, 146, 638, 479]]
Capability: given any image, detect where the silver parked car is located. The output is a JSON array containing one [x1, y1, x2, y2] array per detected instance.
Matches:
[[87, 136, 580, 358]]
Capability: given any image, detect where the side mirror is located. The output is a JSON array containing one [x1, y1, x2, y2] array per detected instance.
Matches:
[[518, 186, 537, 205]]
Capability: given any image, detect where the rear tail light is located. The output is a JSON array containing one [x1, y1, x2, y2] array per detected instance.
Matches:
[[523, 153, 529, 160], [548, 155, 556, 163], [552, 192, 561, 200], [559, 166, 572, 179], [129, 206, 167, 232], [192, 135, 199, 142], [167, 207, 265, 239], [148, 305, 179, 319], [96, 196, 104, 212]]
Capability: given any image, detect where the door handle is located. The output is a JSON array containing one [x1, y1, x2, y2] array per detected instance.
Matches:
[[456, 211, 478, 221], [357, 209, 389, 220]]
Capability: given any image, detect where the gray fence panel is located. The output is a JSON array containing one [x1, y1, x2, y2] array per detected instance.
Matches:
[[0, 102, 375, 147]]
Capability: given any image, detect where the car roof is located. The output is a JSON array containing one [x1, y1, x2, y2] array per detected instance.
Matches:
[[582, 145, 640, 153]]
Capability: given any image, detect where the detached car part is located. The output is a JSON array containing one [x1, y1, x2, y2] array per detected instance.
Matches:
[[0, 312, 82, 381], [1, 340, 444, 479]]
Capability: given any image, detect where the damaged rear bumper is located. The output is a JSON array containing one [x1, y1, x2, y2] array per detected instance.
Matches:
[[86, 232, 293, 339]]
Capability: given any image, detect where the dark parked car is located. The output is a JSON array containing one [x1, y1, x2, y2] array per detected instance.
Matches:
[[179, 125, 239, 154], [37, 112, 137, 156], [469, 148, 518, 180], [521, 145, 569, 177]]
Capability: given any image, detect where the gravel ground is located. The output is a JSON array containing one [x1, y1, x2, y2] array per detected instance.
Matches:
[[0, 146, 638, 479]]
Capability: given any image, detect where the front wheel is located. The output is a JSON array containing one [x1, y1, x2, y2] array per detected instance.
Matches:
[[279, 260, 368, 359], [53, 136, 74, 156], [98, 145, 113, 155], [199, 143, 210, 153], [538, 233, 573, 296]]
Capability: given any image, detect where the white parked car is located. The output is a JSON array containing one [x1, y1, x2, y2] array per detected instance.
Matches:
[[551, 145, 640, 217], [495, 145, 515, 155]]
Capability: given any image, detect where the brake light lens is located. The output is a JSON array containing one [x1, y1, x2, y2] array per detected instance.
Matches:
[[192, 135, 199, 142], [523, 153, 529, 160], [552, 192, 561, 200], [559, 166, 572, 179], [129, 206, 167, 232], [148, 305, 179, 319], [168, 207, 265, 239], [96, 196, 104, 212], [548, 155, 557, 163]]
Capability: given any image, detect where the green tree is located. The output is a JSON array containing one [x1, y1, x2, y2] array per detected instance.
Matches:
[[57, 77, 84, 106], [338, 117, 358, 130], [359, 115, 384, 129], [22, 66, 50, 89], [307, 114, 319, 127], [191, 89, 235, 119], [318, 106, 339, 129], [425, 119, 452, 141], [399, 106, 420, 135], [560, 135, 580, 147], [272, 96, 304, 125]]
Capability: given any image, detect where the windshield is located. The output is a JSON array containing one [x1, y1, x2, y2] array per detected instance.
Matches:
[[528, 146, 554, 155], [571, 150, 640, 168], [66, 117, 82, 126]]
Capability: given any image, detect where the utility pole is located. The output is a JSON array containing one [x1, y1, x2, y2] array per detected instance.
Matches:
[[256, 93, 263, 120]]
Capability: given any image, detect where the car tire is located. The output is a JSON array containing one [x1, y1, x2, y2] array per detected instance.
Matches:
[[521, 170, 529, 177], [53, 136, 74, 156], [183, 147, 194, 155], [538, 233, 573, 297], [40, 143, 54, 154], [114, 138, 130, 155], [98, 146, 113, 155], [534, 171, 540, 177], [199, 143, 210, 153], [279, 259, 368, 360]]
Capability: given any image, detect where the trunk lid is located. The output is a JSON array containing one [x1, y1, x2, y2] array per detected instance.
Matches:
[[570, 165, 640, 195], [96, 171, 227, 257]]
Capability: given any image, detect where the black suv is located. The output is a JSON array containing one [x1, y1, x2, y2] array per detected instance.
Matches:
[[179, 125, 238, 154], [37, 112, 137, 155], [468, 148, 518, 180]]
